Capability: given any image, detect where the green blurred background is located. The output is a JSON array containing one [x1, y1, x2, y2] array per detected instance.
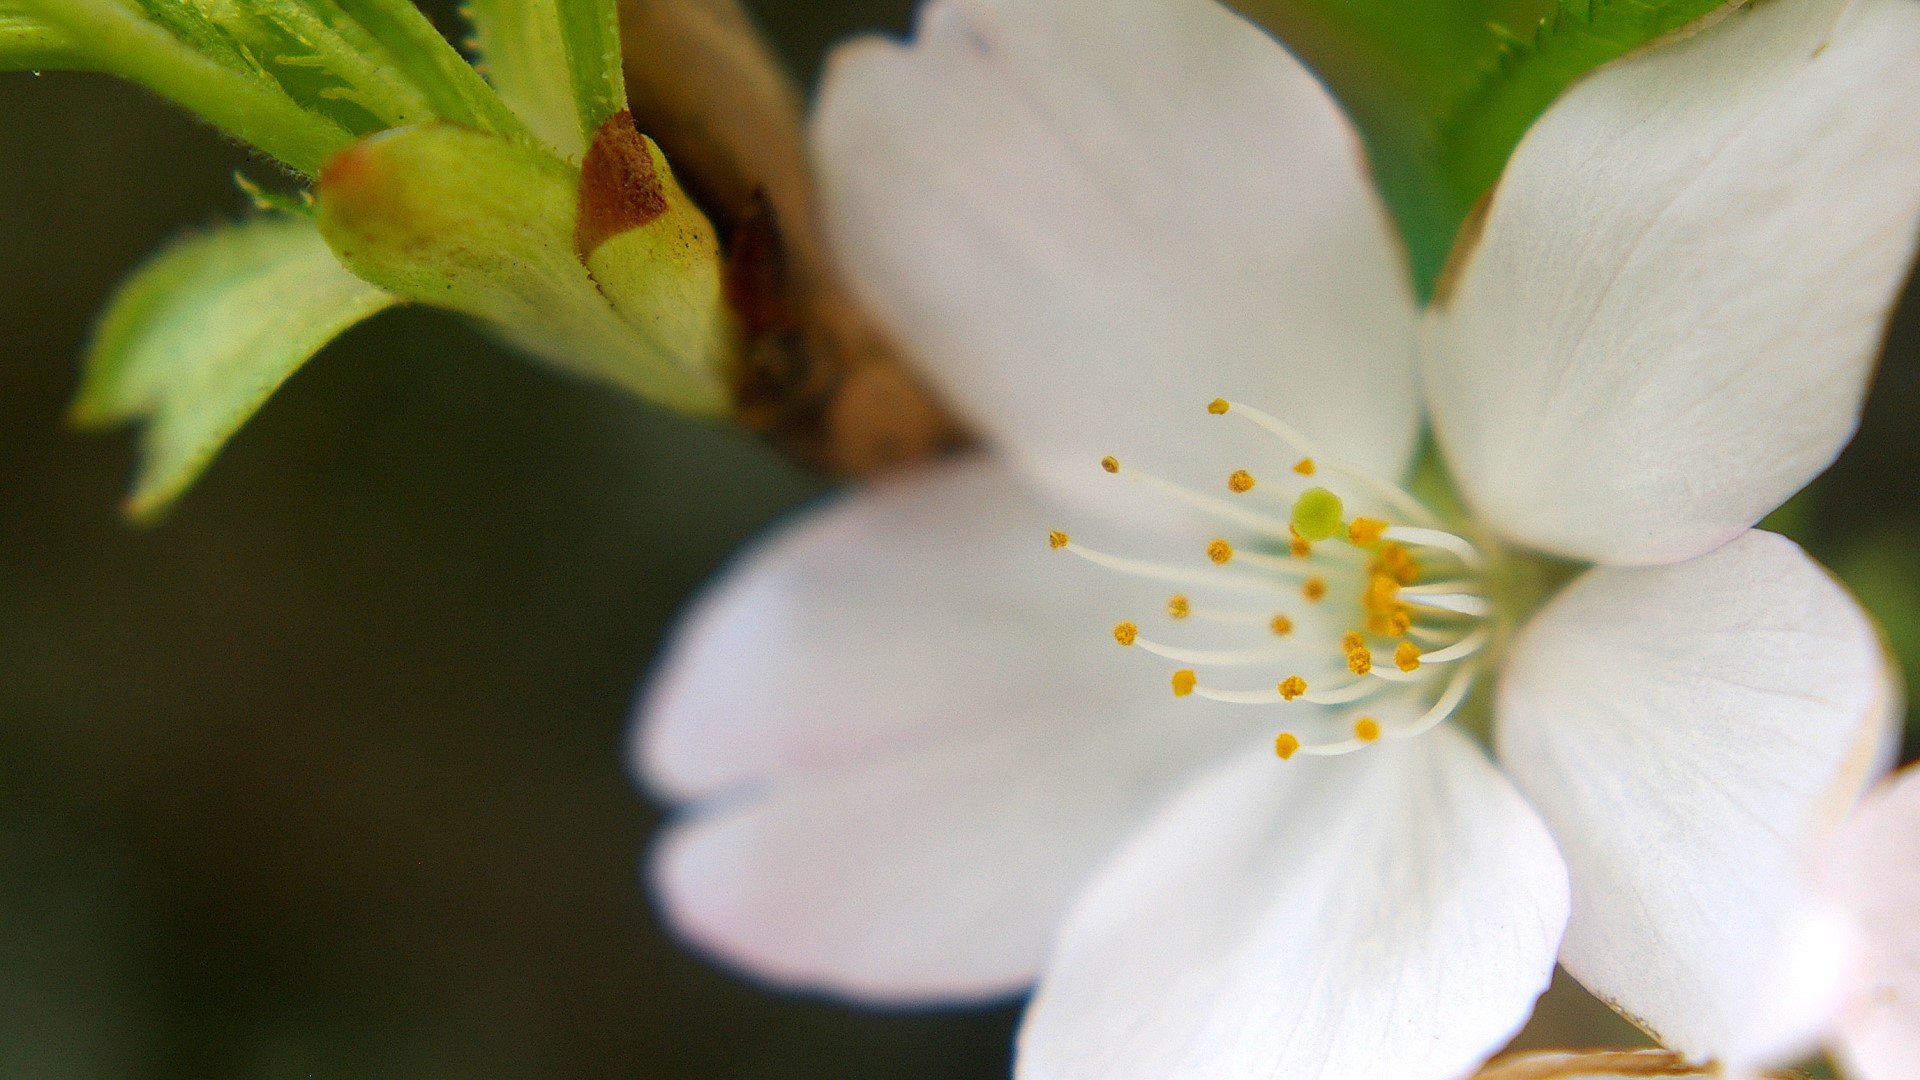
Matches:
[[1, 2, 1916, 1077]]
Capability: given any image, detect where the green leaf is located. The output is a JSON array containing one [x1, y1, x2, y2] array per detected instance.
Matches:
[[555, 0, 624, 143], [463, 0, 583, 158], [72, 214, 397, 521], [1235, 0, 1735, 298], [326, 0, 530, 139]]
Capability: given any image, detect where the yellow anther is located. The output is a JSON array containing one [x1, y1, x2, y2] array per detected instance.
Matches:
[[1274, 732, 1301, 760], [1348, 516, 1388, 547], [1227, 470, 1256, 494], [1395, 641, 1421, 672], [1342, 631, 1365, 654], [1303, 576, 1327, 603], [1389, 607, 1412, 636], [1167, 594, 1191, 620], [1293, 457, 1315, 476], [1278, 675, 1308, 701], [1208, 398, 1230, 415], [1348, 646, 1373, 676], [1270, 614, 1294, 636], [1100, 455, 1120, 474], [1289, 527, 1312, 559], [1372, 543, 1421, 585], [1207, 539, 1234, 564], [1353, 717, 1381, 743], [1114, 621, 1138, 646], [1364, 574, 1401, 611], [1172, 669, 1197, 697], [1048, 530, 1069, 550]]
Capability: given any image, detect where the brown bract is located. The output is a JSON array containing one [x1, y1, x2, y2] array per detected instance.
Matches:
[[575, 110, 670, 258], [620, 0, 964, 474]]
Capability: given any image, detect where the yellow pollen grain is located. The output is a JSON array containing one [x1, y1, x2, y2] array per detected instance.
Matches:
[[1395, 641, 1421, 672], [1278, 675, 1307, 701], [1100, 455, 1119, 474], [1048, 530, 1069, 550], [1303, 576, 1327, 603], [1270, 614, 1294, 636], [1208, 398, 1230, 415], [1342, 631, 1365, 654], [1348, 647, 1373, 676], [1289, 527, 1312, 559], [1293, 457, 1315, 476], [1172, 669, 1197, 697], [1228, 469, 1256, 494], [1274, 732, 1301, 760], [1353, 717, 1381, 743], [1113, 621, 1138, 646], [1364, 575, 1400, 611], [1167, 594, 1191, 620], [1208, 538, 1234, 564], [1348, 516, 1388, 547]]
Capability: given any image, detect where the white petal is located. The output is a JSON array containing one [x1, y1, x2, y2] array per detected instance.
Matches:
[[1017, 727, 1569, 1080], [1823, 764, 1920, 1080], [640, 455, 1272, 1001], [1426, 0, 1920, 565], [812, 0, 1419, 518], [653, 705, 1260, 1003], [1496, 531, 1898, 1070]]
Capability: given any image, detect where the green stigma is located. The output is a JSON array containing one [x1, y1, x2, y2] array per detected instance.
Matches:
[[1290, 487, 1345, 541]]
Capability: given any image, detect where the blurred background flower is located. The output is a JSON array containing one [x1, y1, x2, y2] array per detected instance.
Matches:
[[0, 0, 1915, 1077]]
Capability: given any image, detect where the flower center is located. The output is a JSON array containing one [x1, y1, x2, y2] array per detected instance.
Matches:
[[1050, 398, 1492, 760]]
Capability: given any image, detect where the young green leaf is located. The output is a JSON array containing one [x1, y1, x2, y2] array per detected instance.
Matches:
[[72, 214, 398, 521], [464, 0, 583, 158], [328, 0, 530, 139], [0, 1, 86, 70], [21, 0, 357, 175], [556, 0, 625, 144]]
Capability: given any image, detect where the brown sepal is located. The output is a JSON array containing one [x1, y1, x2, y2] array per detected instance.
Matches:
[[575, 110, 669, 259]]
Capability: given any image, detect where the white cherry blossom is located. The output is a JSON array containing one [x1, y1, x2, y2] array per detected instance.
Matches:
[[635, 0, 1920, 1076]]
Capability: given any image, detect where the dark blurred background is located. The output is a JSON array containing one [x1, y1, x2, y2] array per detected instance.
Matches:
[[2, 2, 1917, 1077]]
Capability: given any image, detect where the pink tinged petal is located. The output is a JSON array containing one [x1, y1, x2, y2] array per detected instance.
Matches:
[[1016, 728, 1570, 1080], [1823, 764, 1920, 1080], [652, 698, 1260, 1003], [1471, 1048, 1721, 1079], [1496, 531, 1899, 1072], [811, 0, 1420, 518], [1425, 0, 1920, 566]]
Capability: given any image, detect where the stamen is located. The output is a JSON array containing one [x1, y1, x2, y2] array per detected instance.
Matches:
[[1228, 470, 1256, 494], [1208, 398, 1439, 526], [1383, 665, 1477, 741], [1353, 717, 1381, 742], [1402, 592, 1491, 617], [1347, 646, 1373, 676], [1341, 631, 1364, 654], [1303, 577, 1327, 602], [1274, 732, 1300, 759], [1279, 675, 1307, 700], [1293, 458, 1315, 476], [1053, 537, 1276, 591], [1167, 595, 1190, 620], [1395, 641, 1421, 672], [1208, 539, 1234, 564], [1289, 527, 1312, 559], [1113, 622, 1138, 646], [1103, 461, 1294, 541], [1347, 517, 1388, 547], [1416, 628, 1489, 664], [1382, 526, 1484, 569], [1130, 636, 1303, 666], [1171, 669, 1197, 697], [1269, 614, 1293, 636]]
